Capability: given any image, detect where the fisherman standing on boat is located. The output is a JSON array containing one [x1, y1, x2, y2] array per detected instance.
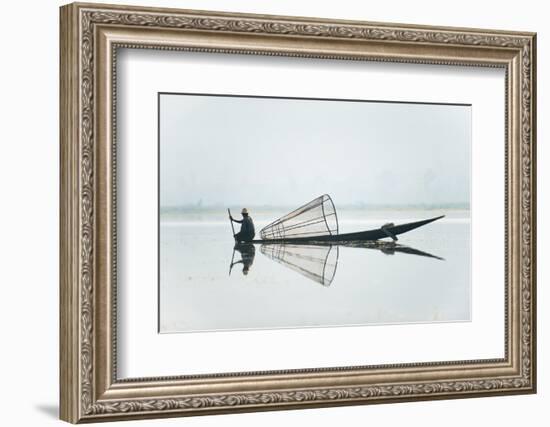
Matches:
[[229, 208, 255, 242]]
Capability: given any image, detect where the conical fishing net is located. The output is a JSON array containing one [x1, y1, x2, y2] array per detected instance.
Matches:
[[259, 194, 339, 240]]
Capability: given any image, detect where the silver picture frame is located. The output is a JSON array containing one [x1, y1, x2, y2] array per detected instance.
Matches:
[[60, 2, 536, 422]]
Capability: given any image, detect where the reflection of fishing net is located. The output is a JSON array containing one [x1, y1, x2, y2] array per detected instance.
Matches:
[[260, 194, 339, 240], [260, 244, 339, 287]]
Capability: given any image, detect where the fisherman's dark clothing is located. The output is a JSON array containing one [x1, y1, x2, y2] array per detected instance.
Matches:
[[233, 216, 255, 242]]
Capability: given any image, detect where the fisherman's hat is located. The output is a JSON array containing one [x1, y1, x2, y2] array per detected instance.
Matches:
[[241, 208, 249, 214]]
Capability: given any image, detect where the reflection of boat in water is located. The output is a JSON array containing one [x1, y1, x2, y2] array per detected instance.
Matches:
[[333, 240, 444, 260], [258, 241, 443, 287], [250, 194, 444, 244]]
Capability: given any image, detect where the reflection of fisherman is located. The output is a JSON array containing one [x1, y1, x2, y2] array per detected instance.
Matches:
[[229, 208, 255, 242], [231, 243, 256, 275]]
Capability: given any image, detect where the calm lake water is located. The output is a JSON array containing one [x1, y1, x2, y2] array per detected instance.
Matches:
[[159, 209, 470, 333]]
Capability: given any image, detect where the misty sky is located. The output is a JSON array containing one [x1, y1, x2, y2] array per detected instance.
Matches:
[[159, 94, 470, 208]]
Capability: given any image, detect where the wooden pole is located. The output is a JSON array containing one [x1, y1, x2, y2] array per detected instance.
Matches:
[[228, 208, 236, 237], [228, 208, 237, 275], [229, 248, 236, 276]]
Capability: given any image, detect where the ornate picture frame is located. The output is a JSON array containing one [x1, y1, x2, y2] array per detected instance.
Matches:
[[60, 2, 536, 423]]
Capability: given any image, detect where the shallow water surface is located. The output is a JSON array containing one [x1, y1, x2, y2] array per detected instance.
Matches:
[[159, 209, 470, 333]]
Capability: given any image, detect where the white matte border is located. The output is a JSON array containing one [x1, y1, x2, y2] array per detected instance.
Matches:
[[117, 49, 505, 378]]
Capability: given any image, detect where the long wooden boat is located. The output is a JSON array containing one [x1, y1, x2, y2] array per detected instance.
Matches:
[[250, 215, 444, 244]]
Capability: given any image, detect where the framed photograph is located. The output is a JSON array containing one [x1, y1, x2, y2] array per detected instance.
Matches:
[[60, 2, 537, 423]]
